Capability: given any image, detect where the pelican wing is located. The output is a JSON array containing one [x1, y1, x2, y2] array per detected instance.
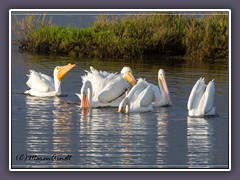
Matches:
[[125, 78, 150, 106], [129, 79, 154, 112], [81, 66, 117, 99], [82, 66, 117, 83], [150, 84, 162, 106], [89, 66, 115, 78], [198, 79, 215, 114], [40, 73, 54, 88], [98, 75, 131, 103], [127, 78, 148, 101], [26, 70, 54, 93], [118, 78, 154, 113], [139, 85, 154, 107], [187, 78, 206, 111]]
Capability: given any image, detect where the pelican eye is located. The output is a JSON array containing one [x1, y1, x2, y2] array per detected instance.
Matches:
[[56, 66, 61, 70]]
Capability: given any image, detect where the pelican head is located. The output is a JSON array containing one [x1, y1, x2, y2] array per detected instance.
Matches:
[[53, 63, 76, 81], [80, 80, 92, 109], [52, 63, 75, 95], [121, 66, 137, 86], [118, 97, 130, 113], [158, 69, 172, 105]]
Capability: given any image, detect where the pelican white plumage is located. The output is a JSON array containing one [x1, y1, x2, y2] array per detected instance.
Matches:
[[76, 66, 137, 108], [187, 78, 216, 117], [151, 69, 171, 107], [25, 63, 75, 97], [118, 69, 171, 113], [118, 78, 154, 113]]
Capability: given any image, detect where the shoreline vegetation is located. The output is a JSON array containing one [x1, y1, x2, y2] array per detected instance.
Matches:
[[13, 13, 229, 63]]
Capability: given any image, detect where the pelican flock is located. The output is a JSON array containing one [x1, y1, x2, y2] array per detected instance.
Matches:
[[25, 63, 75, 97], [24, 64, 216, 117]]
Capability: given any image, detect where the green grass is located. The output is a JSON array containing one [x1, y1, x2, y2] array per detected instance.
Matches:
[[13, 13, 229, 63]]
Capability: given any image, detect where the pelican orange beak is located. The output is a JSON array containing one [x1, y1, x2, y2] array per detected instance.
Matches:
[[159, 75, 172, 105], [80, 93, 91, 109], [57, 63, 76, 81], [124, 71, 137, 86]]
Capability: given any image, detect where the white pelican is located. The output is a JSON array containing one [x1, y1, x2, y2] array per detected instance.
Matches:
[[25, 63, 75, 97], [151, 69, 171, 107], [76, 66, 137, 108], [187, 78, 216, 117], [118, 69, 171, 113], [118, 78, 154, 113]]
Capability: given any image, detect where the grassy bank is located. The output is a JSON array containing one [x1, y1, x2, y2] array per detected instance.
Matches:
[[13, 13, 229, 62]]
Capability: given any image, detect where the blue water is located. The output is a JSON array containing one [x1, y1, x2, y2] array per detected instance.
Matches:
[[11, 48, 229, 169]]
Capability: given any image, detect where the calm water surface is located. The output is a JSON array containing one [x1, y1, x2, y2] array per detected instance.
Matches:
[[11, 47, 229, 169]]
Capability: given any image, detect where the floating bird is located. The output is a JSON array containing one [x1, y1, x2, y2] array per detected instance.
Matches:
[[118, 78, 154, 113], [151, 69, 171, 107], [25, 63, 75, 97], [187, 78, 216, 117], [76, 66, 137, 108], [118, 68, 171, 113]]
